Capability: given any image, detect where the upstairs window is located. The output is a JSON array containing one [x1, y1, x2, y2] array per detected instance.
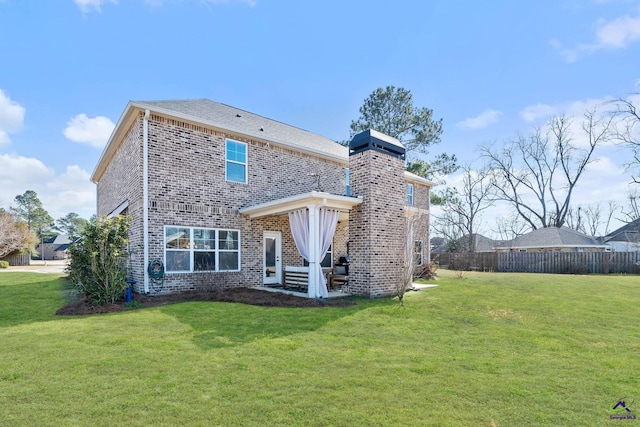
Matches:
[[345, 168, 351, 196], [407, 183, 414, 206], [226, 139, 247, 183]]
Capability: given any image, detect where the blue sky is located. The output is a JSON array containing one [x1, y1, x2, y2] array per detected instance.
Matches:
[[0, 0, 639, 236]]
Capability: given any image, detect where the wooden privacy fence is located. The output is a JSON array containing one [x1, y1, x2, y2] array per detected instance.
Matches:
[[0, 251, 31, 266], [498, 251, 640, 274], [433, 253, 498, 272], [434, 251, 640, 274]]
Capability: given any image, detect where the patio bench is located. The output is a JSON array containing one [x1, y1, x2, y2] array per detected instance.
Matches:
[[284, 266, 309, 290]]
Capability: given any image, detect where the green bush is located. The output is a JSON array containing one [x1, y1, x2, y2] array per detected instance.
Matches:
[[66, 215, 130, 305], [0, 261, 9, 269]]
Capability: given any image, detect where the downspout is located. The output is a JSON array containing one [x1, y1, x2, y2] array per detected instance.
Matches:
[[143, 109, 150, 294]]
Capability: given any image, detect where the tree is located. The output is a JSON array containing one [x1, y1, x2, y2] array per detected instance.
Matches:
[[481, 110, 613, 230], [492, 212, 531, 241], [0, 211, 37, 258], [565, 202, 619, 236], [10, 190, 55, 239], [350, 86, 458, 180], [67, 215, 130, 305], [609, 93, 640, 184], [399, 213, 419, 304], [432, 164, 493, 252], [56, 212, 89, 239], [619, 189, 640, 223]]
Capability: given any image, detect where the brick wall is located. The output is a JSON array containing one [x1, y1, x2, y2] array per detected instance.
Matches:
[[348, 150, 407, 297], [96, 109, 430, 297], [97, 111, 348, 294], [96, 114, 145, 288]]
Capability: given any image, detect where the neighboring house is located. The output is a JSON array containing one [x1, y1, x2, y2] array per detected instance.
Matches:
[[38, 235, 71, 260], [430, 236, 446, 254], [601, 219, 640, 251], [495, 227, 609, 252], [91, 99, 433, 298], [460, 233, 505, 253]]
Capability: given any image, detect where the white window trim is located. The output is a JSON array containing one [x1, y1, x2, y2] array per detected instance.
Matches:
[[164, 226, 241, 273], [225, 139, 248, 184], [407, 183, 414, 206]]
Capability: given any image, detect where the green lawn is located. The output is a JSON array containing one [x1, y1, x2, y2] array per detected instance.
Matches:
[[1, 270, 639, 426]]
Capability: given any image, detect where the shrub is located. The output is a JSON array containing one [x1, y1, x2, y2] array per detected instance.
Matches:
[[0, 260, 9, 269], [414, 261, 438, 280], [448, 255, 471, 272], [66, 216, 130, 305], [564, 263, 588, 275]]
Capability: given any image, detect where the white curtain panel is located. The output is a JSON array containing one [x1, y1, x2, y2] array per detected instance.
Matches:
[[317, 208, 339, 297], [288, 208, 310, 261], [289, 207, 339, 298]]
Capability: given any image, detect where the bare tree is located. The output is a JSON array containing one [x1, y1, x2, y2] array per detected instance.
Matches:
[[565, 202, 619, 236], [433, 164, 493, 252], [609, 93, 640, 184], [564, 206, 586, 234], [0, 211, 37, 258], [482, 110, 613, 229], [493, 212, 531, 241], [399, 213, 425, 304], [619, 189, 640, 223]]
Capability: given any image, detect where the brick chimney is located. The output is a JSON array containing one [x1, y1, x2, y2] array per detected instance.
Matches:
[[348, 129, 406, 297]]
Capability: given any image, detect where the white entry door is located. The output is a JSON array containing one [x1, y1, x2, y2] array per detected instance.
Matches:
[[263, 231, 282, 285]]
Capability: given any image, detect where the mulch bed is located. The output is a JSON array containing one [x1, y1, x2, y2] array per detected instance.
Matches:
[[56, 287, 356, 316]]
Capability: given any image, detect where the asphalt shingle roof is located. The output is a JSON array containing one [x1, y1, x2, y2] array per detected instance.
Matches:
[[497, 227, 603, 249], [135, 99, 348, 160]]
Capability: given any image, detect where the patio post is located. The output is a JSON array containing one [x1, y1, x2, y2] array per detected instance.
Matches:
[[307, 204, 320, 298]]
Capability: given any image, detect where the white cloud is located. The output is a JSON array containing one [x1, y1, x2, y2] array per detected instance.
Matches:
[[0, 154, 96, 220], [44, 165, 96, 219], [0, 89, 26, 147], [456, 109, 503, 130], [73, 0, 117, 13], [520, 103, 561, 123], [63, 113, 115, 148], [519, 96, 612, 123], [594, 12, 640, 48], [552, 8, 640, 63]]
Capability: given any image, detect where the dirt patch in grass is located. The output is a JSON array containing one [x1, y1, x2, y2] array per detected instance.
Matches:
[[56, 287, 356, 316]]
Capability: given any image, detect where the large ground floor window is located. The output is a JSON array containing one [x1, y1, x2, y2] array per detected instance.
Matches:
[[164, 226, 240, 273]]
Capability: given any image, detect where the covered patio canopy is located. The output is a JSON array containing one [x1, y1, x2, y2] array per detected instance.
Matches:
[[239, 191, 362, 219], [240, 191, 362, 298]]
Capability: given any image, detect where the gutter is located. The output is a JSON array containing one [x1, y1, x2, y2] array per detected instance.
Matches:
[[143, 109, 150, 293]]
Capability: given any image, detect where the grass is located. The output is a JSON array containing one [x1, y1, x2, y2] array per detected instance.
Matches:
[[1, 270, 639, 426]]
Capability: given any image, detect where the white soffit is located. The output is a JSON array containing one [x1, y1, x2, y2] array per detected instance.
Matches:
[[239, 191, 362, 219]]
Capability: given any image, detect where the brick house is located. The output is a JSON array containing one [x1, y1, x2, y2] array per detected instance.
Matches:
[[91, 99, 432, 298]]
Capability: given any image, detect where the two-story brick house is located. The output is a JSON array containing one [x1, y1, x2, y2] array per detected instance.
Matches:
[[91, 99, 432, 298]]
